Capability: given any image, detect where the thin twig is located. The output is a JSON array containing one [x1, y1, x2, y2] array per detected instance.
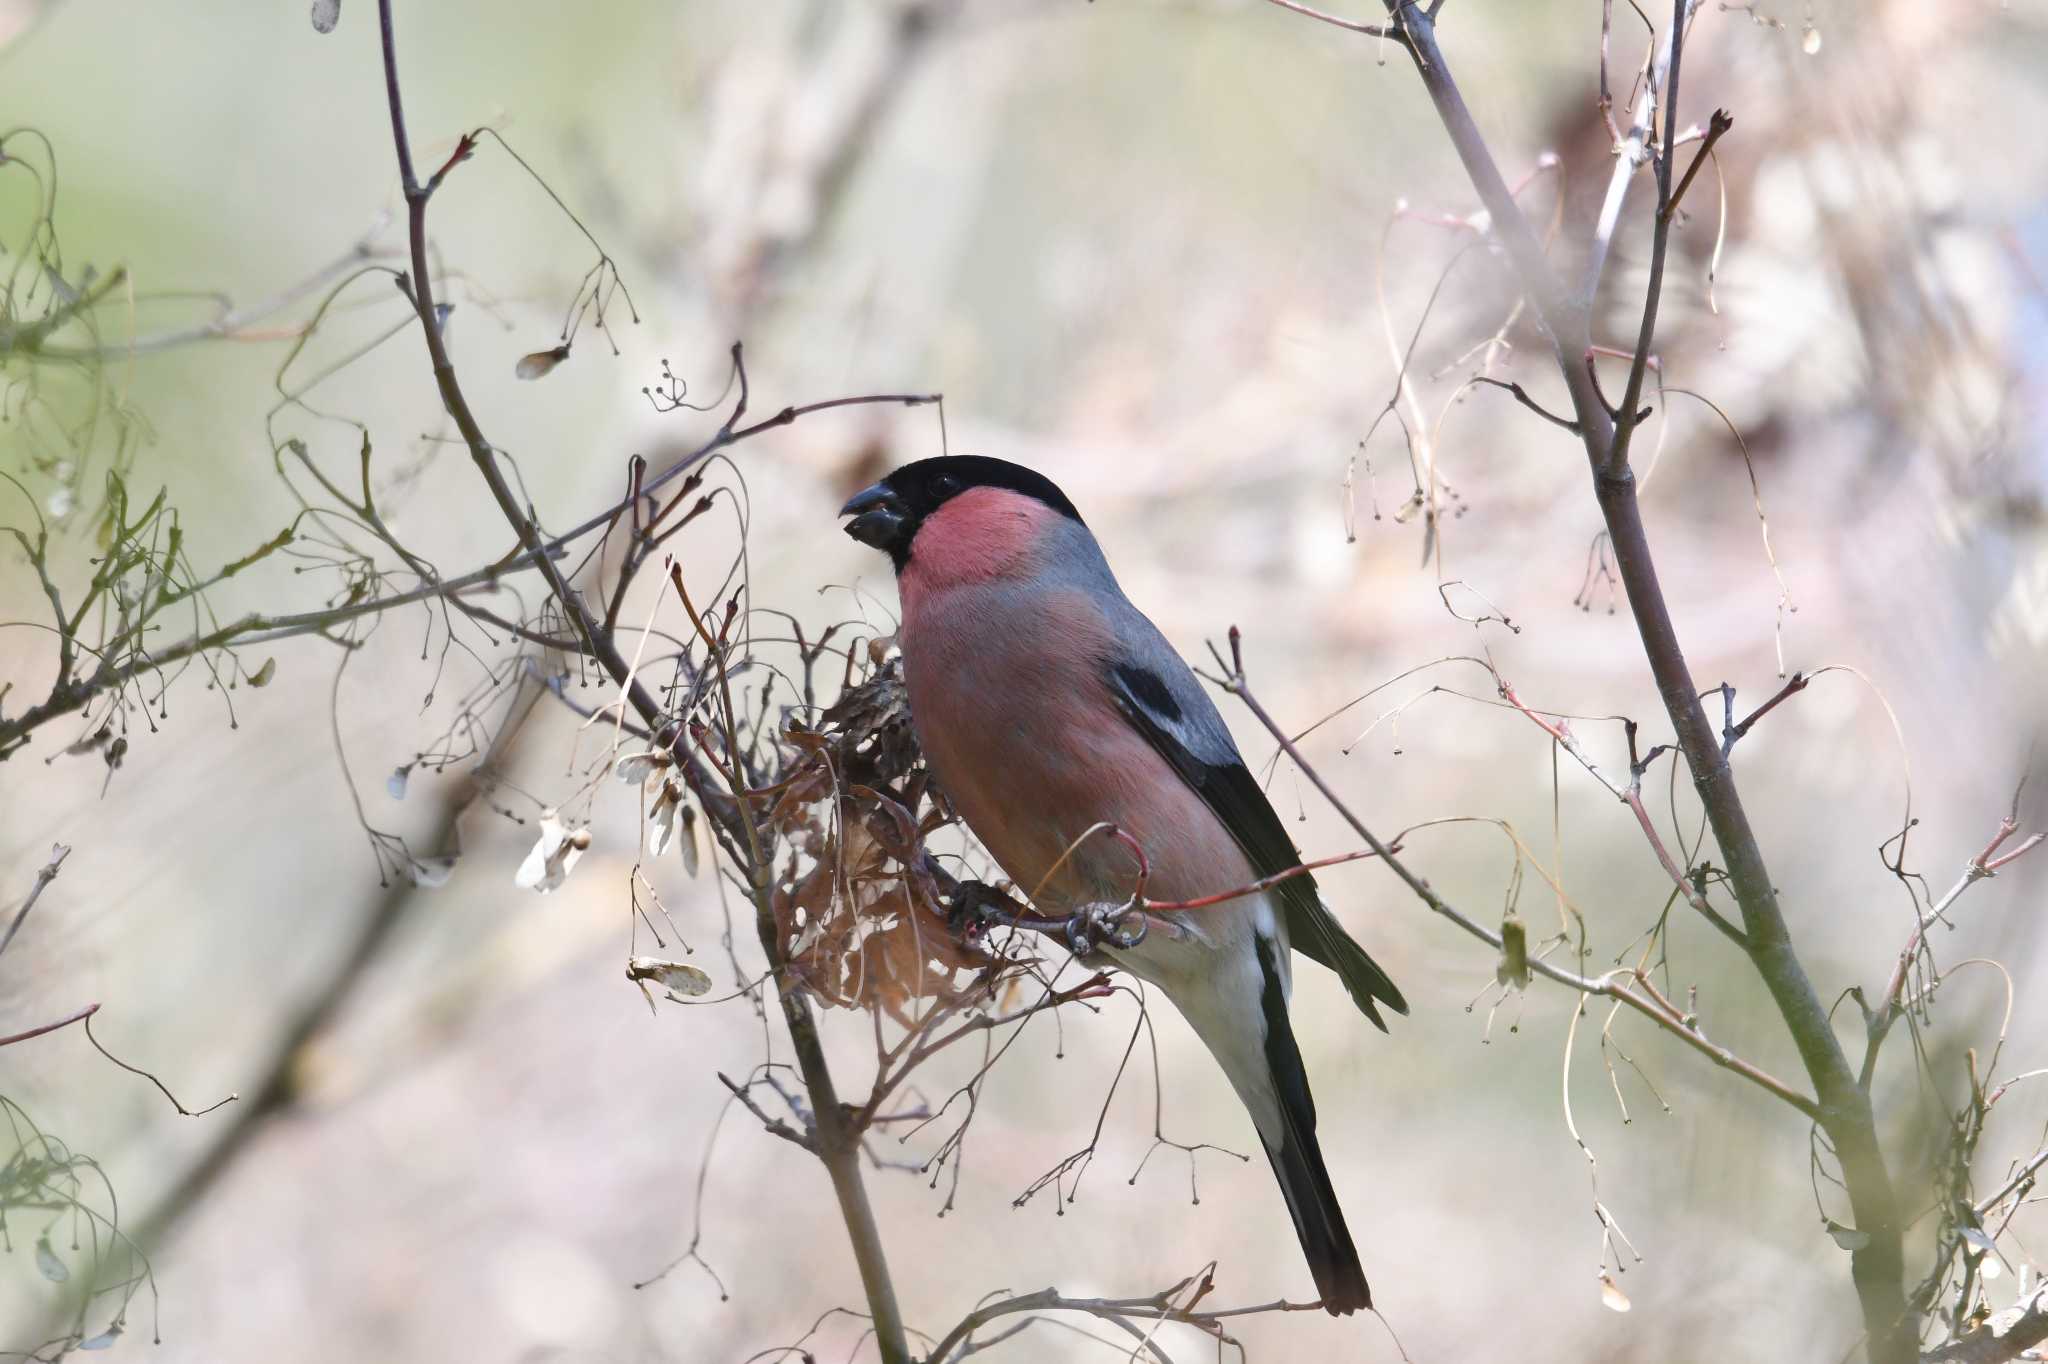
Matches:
[[1862, 790, 2046, 1087], [1212, 628, 1819, 1120], [1607, 0, 1693, 477], [1974, 1145, 2048, 1220], [719, 1071, 818, 1153], [1468, 376, 1581, 433], [1664, 108, 1732, 222], [925, 1270, 1324, 1364], [0, 842, 70, 961], [0, 1001, 98, 1049], [1259, 0, 1407, 41], [1721, 671, 1809, 756], [1579, 6, 1672, 310], [82, 1013, 238, 1117], [29, 225, 389, 360], [0, 381, 932, 761]]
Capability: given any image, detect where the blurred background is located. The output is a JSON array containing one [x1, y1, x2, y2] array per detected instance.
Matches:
[[4, 0, 2047, 1360]]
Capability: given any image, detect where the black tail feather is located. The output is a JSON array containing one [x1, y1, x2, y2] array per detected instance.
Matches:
[[1255, 934, 1371, 1314], [1262, 1117, 1371, 1313]]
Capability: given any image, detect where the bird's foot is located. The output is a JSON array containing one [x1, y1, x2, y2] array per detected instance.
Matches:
[[1064, 900, 1147, 955], [946, 882, 1146, 955]]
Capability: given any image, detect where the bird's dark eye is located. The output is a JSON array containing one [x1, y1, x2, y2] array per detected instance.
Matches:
[[931, 473, 961, 499]]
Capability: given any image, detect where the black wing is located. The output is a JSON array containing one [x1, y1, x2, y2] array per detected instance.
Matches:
[[1107, 660, 1407, 1030]]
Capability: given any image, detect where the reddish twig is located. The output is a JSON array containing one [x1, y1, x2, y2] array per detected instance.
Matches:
[[1491, 670, 1744, 945], [1862, 785, 2046, 1089], [1143, 847, 1397, 912], [0, 1002, 98, 1049], [1663, 107, 1732, 222], [1718, 672, 1811, 756]]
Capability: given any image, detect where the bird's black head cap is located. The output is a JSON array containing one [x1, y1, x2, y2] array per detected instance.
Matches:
[[838, 456, 1082, 569]]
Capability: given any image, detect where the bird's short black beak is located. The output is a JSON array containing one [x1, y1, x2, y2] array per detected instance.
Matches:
[[839, 482, 908, 552]]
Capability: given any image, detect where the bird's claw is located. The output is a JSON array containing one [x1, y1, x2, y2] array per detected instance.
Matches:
[[1105, 906, 1147, 949], [1066, 901, 1146, 954], [946, 881, 1146, 954]]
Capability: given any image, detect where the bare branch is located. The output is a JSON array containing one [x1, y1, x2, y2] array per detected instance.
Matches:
[[1212, 629, 1821, 1120], [925, 1269, 1326, 1364], [374, 14, 916, 1351], [1921, 1295, 2048, 1364], [0, 842, 70, 961], [81, 1014, 238, 1118], [1258, 0, 1408, 42], [1341, 5, 1918, 1351], [719, 1072, 818, 1153], [1719, 672, 1810, 757], [27, 224, 389, 360], [1468, 376, 1581, 433], [1974, 1146, 2048, 1221], [1580, 1, 1674, 310], [1862, 787, 2046, 1085], [1608, 1, 1697, 478]]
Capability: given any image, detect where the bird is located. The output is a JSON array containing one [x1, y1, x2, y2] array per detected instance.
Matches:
[[839, 454, 1406, 1313]]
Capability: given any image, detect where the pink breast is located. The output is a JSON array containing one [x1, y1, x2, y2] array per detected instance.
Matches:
[[901, 580, 1256, 911]]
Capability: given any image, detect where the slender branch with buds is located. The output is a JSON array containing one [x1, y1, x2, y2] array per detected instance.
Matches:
[[1245, 4, 2043, 1358]]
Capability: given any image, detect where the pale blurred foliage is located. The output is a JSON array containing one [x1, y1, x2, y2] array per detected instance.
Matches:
[[2, 1, 2046, 1361]]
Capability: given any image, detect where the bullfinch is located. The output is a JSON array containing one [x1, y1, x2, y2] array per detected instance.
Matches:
[[839, 455, 1406, 1313]]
